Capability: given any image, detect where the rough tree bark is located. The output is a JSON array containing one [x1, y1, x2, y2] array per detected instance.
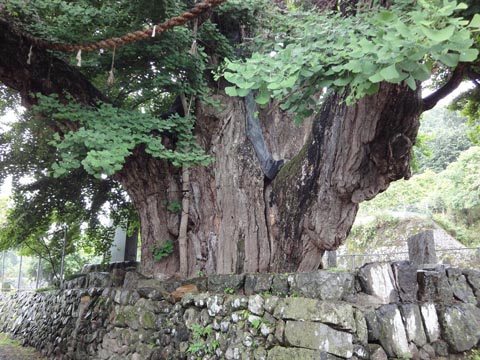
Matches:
[[267, 84, 422, 271], [0, 17, 451, 276], [188, 83, 421, 274]]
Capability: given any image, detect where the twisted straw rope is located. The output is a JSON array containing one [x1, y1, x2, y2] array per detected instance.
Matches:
[[17, 0, 226, 53]]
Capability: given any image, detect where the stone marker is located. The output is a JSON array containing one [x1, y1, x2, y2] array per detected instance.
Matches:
[[325, 250, 337, 268], [407, 230, 437, 266]]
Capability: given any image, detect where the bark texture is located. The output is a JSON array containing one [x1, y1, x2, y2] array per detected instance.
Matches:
[[112, 150, 181, 276], [267, 85, 421, 271], [187, 84, 421, 274], [0, 17, 423, 276], [188, 96, 311, 274]]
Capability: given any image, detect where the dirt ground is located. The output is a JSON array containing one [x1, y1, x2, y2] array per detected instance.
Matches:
[[0, 345, 45, 360], [0, 334, 45, 360]]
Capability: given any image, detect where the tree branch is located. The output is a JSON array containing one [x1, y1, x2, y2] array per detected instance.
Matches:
[[0, 18, 108, 109], [422, 63, 468, 111], [467, 67, 480, 86]]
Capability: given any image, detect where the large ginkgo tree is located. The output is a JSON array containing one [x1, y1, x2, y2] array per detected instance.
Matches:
[[0, 0, 479, 276]]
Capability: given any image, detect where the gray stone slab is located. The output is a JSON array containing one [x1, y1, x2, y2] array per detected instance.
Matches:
[[446, 268, 476, 303], [273, 297, 356, 331], [244, 273, 273, 295], [358, 263, 399, 304], [207, 274, 245, 293], [392, 261, 418, 303], [284, 320, 353, 358], [375, 304, 410, 358], [437, 303, 480, 352], [420, 302, 440, 343], [267, 346, 341, 360], [288, 270, 355, 300], [399, 303, 427, 347], [417, 267, 454, 303]]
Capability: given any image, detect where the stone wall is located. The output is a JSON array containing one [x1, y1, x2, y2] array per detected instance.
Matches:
[[0, 261, 479, 359]]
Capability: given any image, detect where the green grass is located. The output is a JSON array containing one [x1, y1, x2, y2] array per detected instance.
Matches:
[[466, 349, 480, 360], [0, 333, 21, 346]]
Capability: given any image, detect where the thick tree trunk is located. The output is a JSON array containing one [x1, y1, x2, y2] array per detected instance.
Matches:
[[112, 150, 182, 275], [266, 84, 422, 271], [0, 17, 423, 276], [186, 84, 421, 275], [183, 95, 310, 274]]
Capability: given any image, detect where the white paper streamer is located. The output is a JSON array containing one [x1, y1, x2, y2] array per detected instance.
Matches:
[[76, 49, 82, 67], [27, 45, 33, 65]]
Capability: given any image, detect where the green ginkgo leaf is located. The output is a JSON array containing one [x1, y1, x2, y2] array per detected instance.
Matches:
[[421, 25, 455, 43], [380, 64, 401, 81], [459, 49, 479, 62]]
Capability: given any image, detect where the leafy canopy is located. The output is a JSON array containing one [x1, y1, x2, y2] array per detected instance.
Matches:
[[35, 94, 211, 178], [0, 0, 264, 253], [222, 0, 480, 120], [1, 0, 479, 260], [1, 0, 267, 178]]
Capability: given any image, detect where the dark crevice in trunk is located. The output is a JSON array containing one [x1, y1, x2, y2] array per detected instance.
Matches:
[[245, 93, 285, 180], [262, 178, 273, 272]]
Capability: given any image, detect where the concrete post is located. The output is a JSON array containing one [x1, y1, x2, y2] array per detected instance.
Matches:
[[110, 226, 138, 263], [125, 228, 138, 262], [17, 254, 22, 290], [59, 227, 67, 289], [110, 227, 127, 263], [325, 250, 338, 268], [36, 256, 42, 289], [1, 251, 5, 291]]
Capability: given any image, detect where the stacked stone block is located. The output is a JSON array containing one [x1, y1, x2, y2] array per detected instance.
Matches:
[[0, 261, 479, 359]]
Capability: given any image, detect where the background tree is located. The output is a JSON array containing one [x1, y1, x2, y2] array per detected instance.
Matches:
[[414, 107, 472, 172], [440, 147, 480, 229], [451, 85, 480, 143], [357, 146, 480, 247], [0, 103, 132, 269], [0, 0, 479, 276]]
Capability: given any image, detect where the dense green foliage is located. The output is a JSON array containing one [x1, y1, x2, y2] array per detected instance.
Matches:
[[0, 102, 137, 265], [222, 0, 480, 119], [0, 0, 262, 255], [415, 107, 472, 172], [36, 94, 211, 177], [451, 86, 480, 144], [359, 145, 480, 246]]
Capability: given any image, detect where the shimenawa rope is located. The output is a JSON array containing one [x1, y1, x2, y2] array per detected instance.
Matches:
[[14, 0, 225, 53]]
